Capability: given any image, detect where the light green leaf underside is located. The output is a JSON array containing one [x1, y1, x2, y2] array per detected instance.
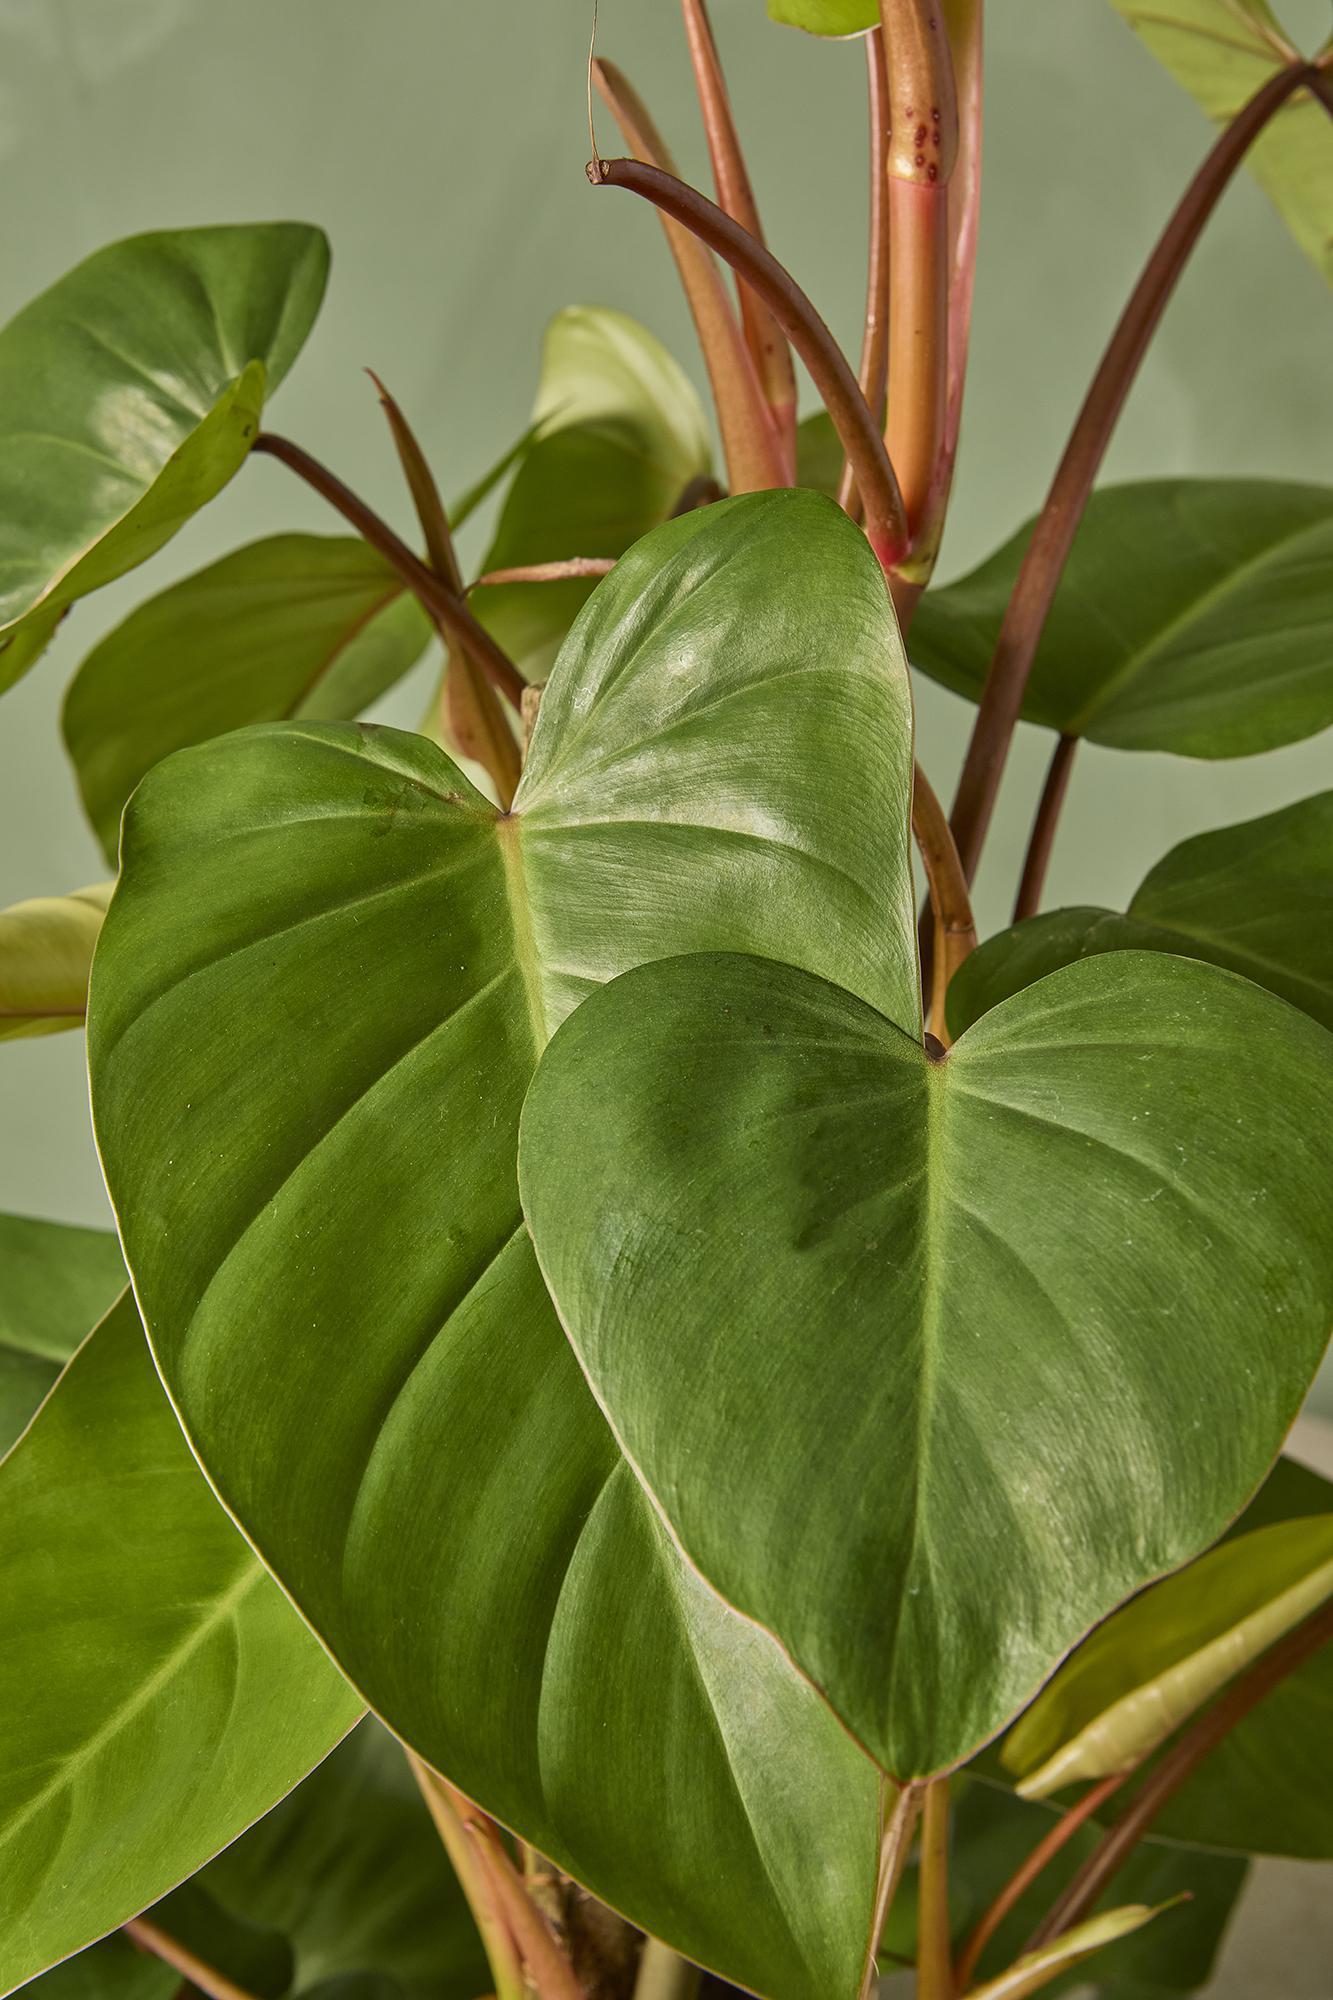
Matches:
[[767, 0, 877, 34], [911, 479, 1333, 755], [948, 788, 1333, 1037], [468, 305, 712, 685], [0, 1212, 125, 1455], [0, 884, 111, 1040], [0, 224, 329, 688], [0, 1294, 362, 1996], [1107, 1, 1333, 283], [1005, 1510, 1333, 1798], [520, 949, 1333, 1778], [89, 491, 916, 2000], [63, 535, 432, 862], [969, 1903, 1175, 2000]]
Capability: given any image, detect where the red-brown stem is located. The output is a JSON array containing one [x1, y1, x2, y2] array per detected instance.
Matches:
[[886, 176, 950, 551], [912, 761, 976, 1044], [916, 1778, 954, 2000], [914, 0, 983, 572], [467, 1823, 587, 2000], [681, 0, 797, 458], [592, 59, 788, 495], [252, 432, 525, 711], [1027, 1597, 1333, 1954], [1013, 733, 1078, 921], [837, 26, 892, 521], [953, 1772, 1128, 1991], [408, 1754, 527, 2000], [124, 1919, 260, 2000], [472, 559, 617, 590], [589, 156, 911, 581], [945, 60, 1315, 887]]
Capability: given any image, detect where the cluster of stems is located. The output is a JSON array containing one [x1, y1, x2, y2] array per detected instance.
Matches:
[[129, 8, 1333, 1998]]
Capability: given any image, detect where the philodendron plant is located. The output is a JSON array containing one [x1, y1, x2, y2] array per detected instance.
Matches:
[[3, 3, 1333, 1999]]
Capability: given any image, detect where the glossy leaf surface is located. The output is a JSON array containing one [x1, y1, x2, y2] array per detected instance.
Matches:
[[64, 537, 432, 861], [949, 790, 1333, 1037], [521, 949, 1333, 1777], [1108, 1, 1333, 283], [911, 481, 1333, 755], [470, 306, 711, 682], [0, 1294, 362, 1995], [0, 1212, 125, 1453], [0, 884, 111, 1038], [0, 225, 329, 687], [89, 492, 915, 2000]]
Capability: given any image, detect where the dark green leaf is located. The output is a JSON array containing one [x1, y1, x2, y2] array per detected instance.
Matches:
[[0, 1212, 125, 1453], [0, 1295, 362, 1995], [911, 481, 1333, 755], [16, 1938, 178, 2000], [794, 410, 844, 498], [471, 306, 711, 682], [520, 949, 1333, 1778], [0, 224, 329, 688], [88, 491, 915, 2000], [0, 885, 111, 1039], [1108, 2, 1333, 284], [948, 790, 1333, 1037], [63, 537, 432, 862]]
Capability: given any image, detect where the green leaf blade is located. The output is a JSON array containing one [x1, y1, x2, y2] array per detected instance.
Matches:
[[0, 223, 329, 685], [0, 1212, 126, 1453]]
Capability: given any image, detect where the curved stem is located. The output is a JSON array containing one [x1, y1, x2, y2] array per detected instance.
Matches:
[[1026, 1597, 1333, 1954], [944, 59, 1315, 886], [123, 1919, 260, 2000], [916, 1778, 954, 1999], [1013, 734, 1077, 922], [592, 59, 788, 494], [838, 27, 892, 521], [859, 1780, 925, 2000], [953, 1771, 1128, 1991], [252, 432, 525, 711], [912, 762, 977, 1045], [588, 156, 910, 580], [681, 0, 797, 452], [473, 558, 617, 589]]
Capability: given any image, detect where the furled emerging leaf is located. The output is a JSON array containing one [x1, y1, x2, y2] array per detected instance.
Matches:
[[0, 1294, 362, 1995], [767, 0, 877, 33], [0, 884, 112, 1039], [0, 1212, 125, 1453], [967, 1903, 1176, 2000], [88, 491, 915, 2000], [1107, 1, 1333, 284], [0, 224, 329, 689], [949, 789, 1333, 1037], [520, 949, 1333, 1778], [911, 480, 1333, 756], [64, 536, 433, 862]]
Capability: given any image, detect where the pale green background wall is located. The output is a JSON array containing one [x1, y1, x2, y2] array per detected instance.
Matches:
[[0, 0, 1329, 1304]]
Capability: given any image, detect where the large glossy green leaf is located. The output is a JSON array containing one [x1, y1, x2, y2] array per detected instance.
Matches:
[[0, 1294, 362, 1996], [911, 480, 1333, 755], [88, 491, 915, 2000], [1108, 2, 1333, 284], [0, 1212, 125, 1453], [184, 1721, 486, 2000], [767, 0, 876, 32], [0, 885, 111, 1039], [948, 789, 1333, 1037], [63, 537, 432, 862], [0, 224, 329, 688], [469, 305, 711, 683], [520, 948, 1333, 1779]]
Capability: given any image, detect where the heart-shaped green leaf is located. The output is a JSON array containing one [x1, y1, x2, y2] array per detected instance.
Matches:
[[0, 884, 111, 1039], [911, 481, 1333, 755], [0, 1212, 125, 1453], [1107, 2, 1333, 284], [948, 789, 1333, 1037], [0, 1293, 362, 1996], [88, 491, 914, 2000], [469, 306, 712, 684], [520, 948, 1333, 1778], [0, 224, 329, 689], [63, 536, 433, 862]]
